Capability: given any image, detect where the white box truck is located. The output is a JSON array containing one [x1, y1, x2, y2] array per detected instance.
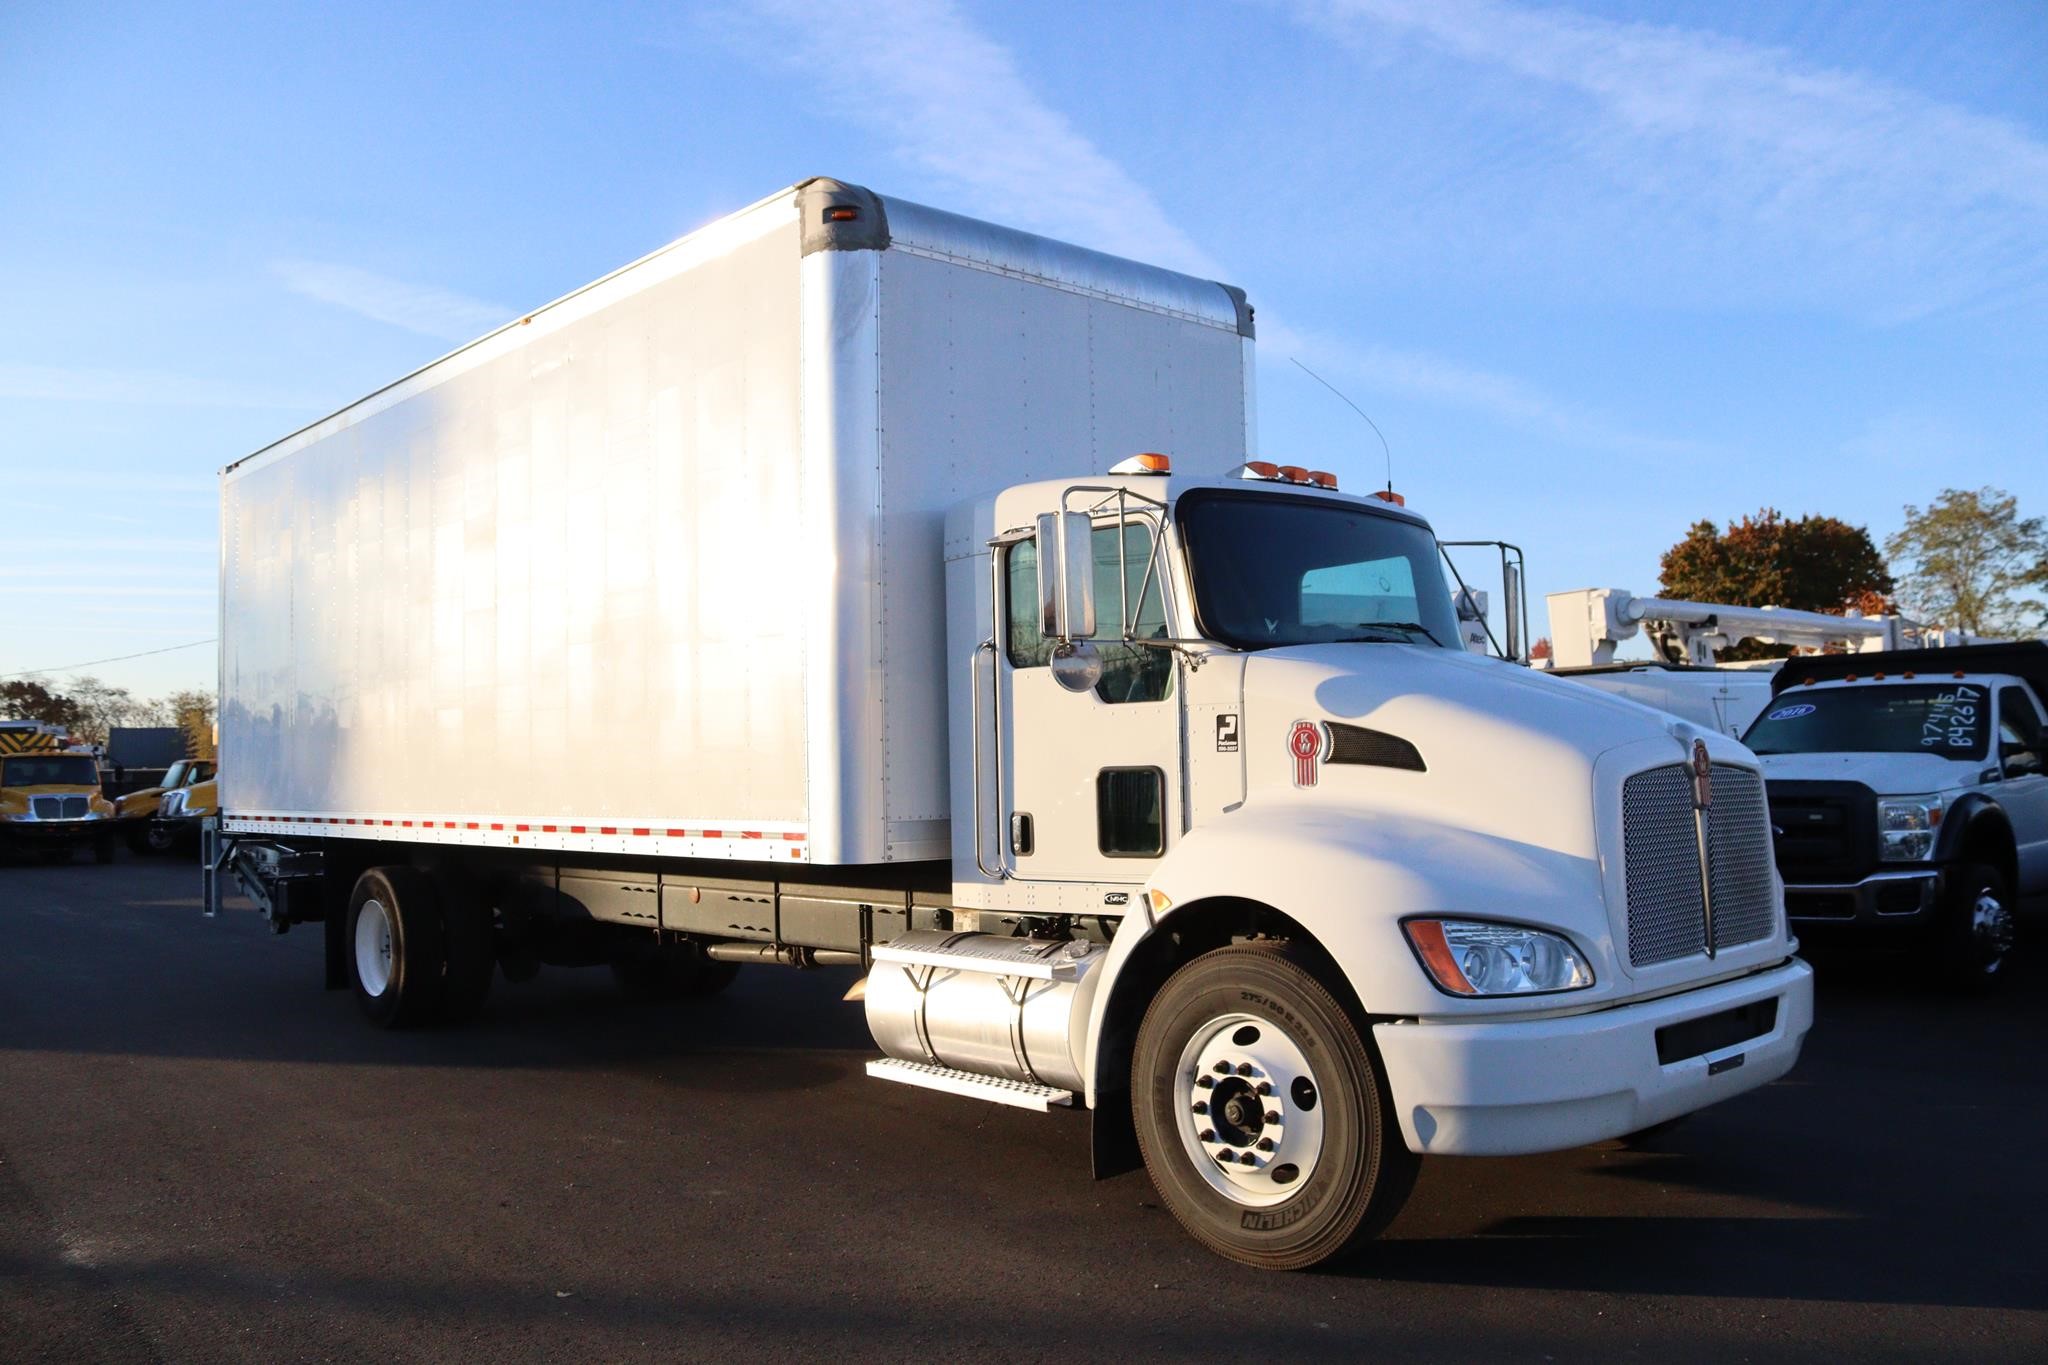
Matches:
[[207, 178, 1814, 1269]]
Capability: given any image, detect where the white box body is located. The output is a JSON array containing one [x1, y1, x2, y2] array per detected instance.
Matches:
[[219, 180, 1253, 866]]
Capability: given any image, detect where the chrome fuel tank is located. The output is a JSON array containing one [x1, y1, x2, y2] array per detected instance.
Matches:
[[864, 931, 1106, 1093]]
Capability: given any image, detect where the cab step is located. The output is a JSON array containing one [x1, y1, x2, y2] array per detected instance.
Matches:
[[865, 1057, 1075, 1111]]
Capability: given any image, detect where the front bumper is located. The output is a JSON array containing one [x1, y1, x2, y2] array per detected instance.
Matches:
[[1372, 957, 1814, 1156], [0, 817, 112, 845], [1783, 868, 1943, 928]]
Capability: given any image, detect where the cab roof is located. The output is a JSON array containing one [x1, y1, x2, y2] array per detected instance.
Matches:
[[1771, 640, 2048, 698]]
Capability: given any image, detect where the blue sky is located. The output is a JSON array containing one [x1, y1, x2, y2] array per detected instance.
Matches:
[[3, 0, 2044, 698]]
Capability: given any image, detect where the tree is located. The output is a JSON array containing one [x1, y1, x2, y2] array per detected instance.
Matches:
[[1658, 509, 1894, 660], [1885, 487, 2047, 637], [0, 680, 84, 730], [162, 689, 217, 760], [60, 675, 145, 747]]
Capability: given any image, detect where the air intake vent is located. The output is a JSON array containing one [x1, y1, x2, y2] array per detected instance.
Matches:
[[1323, 723, 1425, 772]]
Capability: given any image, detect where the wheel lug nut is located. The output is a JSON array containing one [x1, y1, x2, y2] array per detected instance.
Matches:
[[1191, 1101, 1208, 1115], [1195, 1075, 1215, 1089], [1213, 1061, 1232, 1074], [1254, 1081, 1272, 1096], [1217, 1148, 1236, 1163], [1199, 1129, 1216, 1143], [1264, 1110, 1281, 1124], [1238, 1151, 1259, 1165], [1257, 1138, 1276, 1152], [1236, 1063, 1255, 1077]]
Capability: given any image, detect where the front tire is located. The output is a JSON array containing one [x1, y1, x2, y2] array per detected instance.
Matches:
[[346, 867, 447, 1028], [143, 821, 178, 856], [1132, 942, 1417, 1270], [1939, 862, 2015, 992]]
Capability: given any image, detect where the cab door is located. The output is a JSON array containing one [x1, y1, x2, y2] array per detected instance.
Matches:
[[1995, 686, 2048, 894], [999, 518, 1182, 885]]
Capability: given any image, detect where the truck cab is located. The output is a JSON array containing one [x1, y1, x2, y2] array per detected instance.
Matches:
[[0, 750, 117, 862], [926, 457, 1813, 1262], [116, 758, 216, 853], [1746, 643, 2048, 986]]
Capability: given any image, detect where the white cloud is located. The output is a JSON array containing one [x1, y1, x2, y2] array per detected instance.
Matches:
[[1288, 0, 2048, 318], [721, 0, 1224, 278], [272, 260, 510, 341], [0, 364, 320, 410]]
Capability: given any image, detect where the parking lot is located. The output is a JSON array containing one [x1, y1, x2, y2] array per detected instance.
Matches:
[[3, 853, 2044, 1362]]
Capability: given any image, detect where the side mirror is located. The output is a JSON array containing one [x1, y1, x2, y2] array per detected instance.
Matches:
[[1456, 587, 1488, 623], [1035, 511, 1097, 642]]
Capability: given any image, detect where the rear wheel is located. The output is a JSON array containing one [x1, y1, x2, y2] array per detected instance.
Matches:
[[1132, 942, 1417, 1270], [346, 866, 447, 1028], [1939, 862, 2015, 992]]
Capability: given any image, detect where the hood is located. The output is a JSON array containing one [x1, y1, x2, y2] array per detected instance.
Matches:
[[1755, 750, 1981, 794], [1240, 644, 1748, 856]]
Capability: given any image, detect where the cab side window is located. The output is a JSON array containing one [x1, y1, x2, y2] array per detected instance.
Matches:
[[1998, 687, 2045, 777], [1005, 523, 1174, 704]]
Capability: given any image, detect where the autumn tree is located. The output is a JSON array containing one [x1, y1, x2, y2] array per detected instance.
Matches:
[[1885, 487, 2047, 637], [163, 689, 217, 761], [0, 680, 84, 730], [1657, 509, 1894, 660], [59, 675, 145, 747]]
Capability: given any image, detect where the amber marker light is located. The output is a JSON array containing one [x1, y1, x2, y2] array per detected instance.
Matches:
[[1403, 920, 1477, 995]]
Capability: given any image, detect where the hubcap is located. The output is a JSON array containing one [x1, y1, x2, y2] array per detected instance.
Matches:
[[355, 897, 395, 996], [1173, 1013, 1326, 1207], [1970, 888, 2014, 971]]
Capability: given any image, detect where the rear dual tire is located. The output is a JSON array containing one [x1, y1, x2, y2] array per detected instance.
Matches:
[[346, 866, 494, 1027]]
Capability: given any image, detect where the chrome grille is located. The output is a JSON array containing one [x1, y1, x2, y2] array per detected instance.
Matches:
[[1623, 761, 1778, 967], [29, 795, 89, 819], [1623, 765, 1706, 966], [1705, 764, 1776, 952]]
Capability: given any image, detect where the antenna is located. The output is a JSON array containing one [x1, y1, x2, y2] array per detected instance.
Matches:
[[1291, 356, 1393, 494]]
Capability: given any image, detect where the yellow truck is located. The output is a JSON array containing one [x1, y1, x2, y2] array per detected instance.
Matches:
[[114, 758, 217, 853], [0, 748, 118, 862], [150, 768, 218, 852]]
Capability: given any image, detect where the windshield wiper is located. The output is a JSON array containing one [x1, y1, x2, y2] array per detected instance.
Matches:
[[1337, 621, 1445, 648]]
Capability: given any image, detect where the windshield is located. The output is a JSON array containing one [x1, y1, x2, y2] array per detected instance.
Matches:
[[1743, 683, 1990, 760], [162, 760, 190, 788], [1177, 490, 1459, 651], [2, 755, 100, 787]]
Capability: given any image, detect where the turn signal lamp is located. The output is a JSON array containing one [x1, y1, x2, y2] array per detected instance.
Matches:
[[1109, 452, 1172, 475]]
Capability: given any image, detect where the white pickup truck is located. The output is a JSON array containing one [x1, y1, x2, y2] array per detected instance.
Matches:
[[1746, 642, 2048, 986]]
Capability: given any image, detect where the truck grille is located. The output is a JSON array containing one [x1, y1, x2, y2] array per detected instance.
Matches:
[[1622, 763, 1777, 967], [1764, 781, 1878, 883], [30, 796, 90, 819]]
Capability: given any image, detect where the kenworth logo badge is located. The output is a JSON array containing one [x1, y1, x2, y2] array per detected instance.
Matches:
[[1289, 720, 1326, 787], [1691, 738, 1713, 810]]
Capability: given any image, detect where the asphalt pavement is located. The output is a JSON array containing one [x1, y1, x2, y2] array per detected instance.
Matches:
[[3, 852, 2045, 1362]]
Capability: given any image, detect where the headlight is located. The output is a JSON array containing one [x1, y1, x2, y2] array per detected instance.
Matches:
[[1403, 919, 1595, 997], [1878, 795, 1943, 862], [161, 791, 186, 817]]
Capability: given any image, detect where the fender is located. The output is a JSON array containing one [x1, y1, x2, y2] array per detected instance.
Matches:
[[1081, 800, 1609, 1110], [1933, 792, 2015, 870]]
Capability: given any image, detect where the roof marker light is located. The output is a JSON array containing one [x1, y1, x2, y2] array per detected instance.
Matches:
[[826, 206, 860, 222], [1230, 461, 1281, 480], [1308, 470, 1338, 489], [1278, 464, 1310, 482], [1371, 489, 1406, 506], [1110, 452, 1171, 475]]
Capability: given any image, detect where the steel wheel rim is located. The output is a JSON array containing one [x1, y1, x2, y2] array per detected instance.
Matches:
[[355, 897, 395, 996], [1172, 1011, 1327, 1207], [1971, 888, 2014, 971]]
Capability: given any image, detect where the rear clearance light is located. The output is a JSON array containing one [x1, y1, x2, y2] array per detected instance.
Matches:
[[1109, 451, 1172, 475], [1228, 462, 1338, 490]]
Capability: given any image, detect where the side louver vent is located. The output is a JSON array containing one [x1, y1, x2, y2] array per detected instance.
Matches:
[[1323, 723, 1425, 772]]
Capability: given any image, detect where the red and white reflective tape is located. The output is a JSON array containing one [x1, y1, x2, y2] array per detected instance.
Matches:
[[219, 812, 811, 861]]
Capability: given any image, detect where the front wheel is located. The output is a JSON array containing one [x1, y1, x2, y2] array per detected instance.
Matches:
[[143, 821, 178, 856], [1132, 942, 1418, 1270], [1939, 862, 2016, 992]]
